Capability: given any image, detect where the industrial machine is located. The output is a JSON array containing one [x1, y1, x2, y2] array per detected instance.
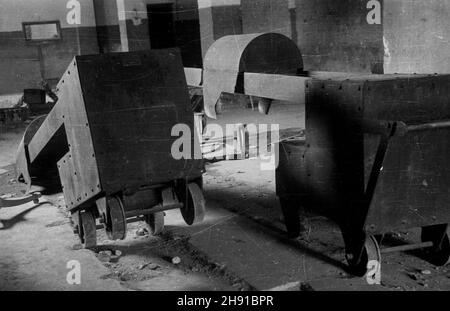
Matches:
[[185, 33, 450, 276], [11, 31, 449, 277], [276, 73, 450, 275], [15, 49, 206, 248], [184, 32, 305, 160]]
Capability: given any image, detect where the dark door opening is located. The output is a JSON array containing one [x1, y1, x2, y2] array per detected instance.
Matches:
[[147, 2, 203, 67], [147, 3, 175, 49]]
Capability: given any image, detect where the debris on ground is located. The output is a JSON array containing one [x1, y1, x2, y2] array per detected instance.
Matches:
[[45, 220, 69, 228], [232, 282, 241, 288], [0, 193, 14, 199], [406, 272, 419, 281], [97, 251, 113, 263], [172, 256, 182, 265], [96, 250, 122, 263], [72, 244, 83, 251], [135, 228, 149, 237], [299, 282, 315, 291], [147, 263, 160, 270], [138, 263, 160, 270], [110, 250, 122, 262]]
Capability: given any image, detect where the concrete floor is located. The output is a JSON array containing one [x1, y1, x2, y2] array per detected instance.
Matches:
[[1, 123, 450, 291]]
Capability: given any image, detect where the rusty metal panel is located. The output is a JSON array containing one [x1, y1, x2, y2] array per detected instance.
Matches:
[[60, 62, 101, 205], [305, 78, 366, 211], [366, 129, 450, 234], [362, 75, 450, 233], [15, 116, 46, 188], [363, 75, 450, 123], [27, 109, 60, 163], [23, 58, 102, 211], [75, 50, 204, 195], [57, 152, 79, 209]]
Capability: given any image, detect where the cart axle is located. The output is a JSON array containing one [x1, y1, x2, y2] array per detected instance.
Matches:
[[380, 241, 434, 254], [124, 203, 183, 218]]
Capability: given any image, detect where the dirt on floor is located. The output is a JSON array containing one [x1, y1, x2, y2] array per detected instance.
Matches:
[[1, 124, 449, 291]]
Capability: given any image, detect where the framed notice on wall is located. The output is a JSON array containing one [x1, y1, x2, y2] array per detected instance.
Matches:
[[22, 20, 62, 42]]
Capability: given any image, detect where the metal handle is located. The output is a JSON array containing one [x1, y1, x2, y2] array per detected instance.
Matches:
[[0, 193, 41, 208], [405, 120, 450, 132], [363, 119, 450, 137]]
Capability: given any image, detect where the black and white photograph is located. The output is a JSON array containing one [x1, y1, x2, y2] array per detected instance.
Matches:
[[0, 0, 449, 297]]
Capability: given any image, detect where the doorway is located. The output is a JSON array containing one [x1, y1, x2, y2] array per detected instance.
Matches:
[[147, 3, 203, 67], [147, 3, 175, 49]]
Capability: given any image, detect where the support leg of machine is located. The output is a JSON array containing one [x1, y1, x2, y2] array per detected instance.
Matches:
[[279, 196, 304, 239], [421, 224, 450, 266]]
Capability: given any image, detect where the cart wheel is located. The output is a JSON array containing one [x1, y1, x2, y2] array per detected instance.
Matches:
[[279, 197, 301, 238], [105, 196, 127, 241], [180, 183, 205, 225], [145, 212, 165, 236], [421, 224, 450, 266], [347, 235, 381, 277], [79, 210, 97, 249]]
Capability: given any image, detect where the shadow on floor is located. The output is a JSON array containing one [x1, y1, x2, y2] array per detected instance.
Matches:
[[0, 203, 45, 231]]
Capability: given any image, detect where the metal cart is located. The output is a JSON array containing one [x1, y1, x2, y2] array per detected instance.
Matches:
[[15, 50, 206, 248], [277, 73, 450, 275]]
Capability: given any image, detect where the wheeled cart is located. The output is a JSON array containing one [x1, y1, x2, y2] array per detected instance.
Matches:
[[276, 73, 450, 275], [15, 50, 206, 248]]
